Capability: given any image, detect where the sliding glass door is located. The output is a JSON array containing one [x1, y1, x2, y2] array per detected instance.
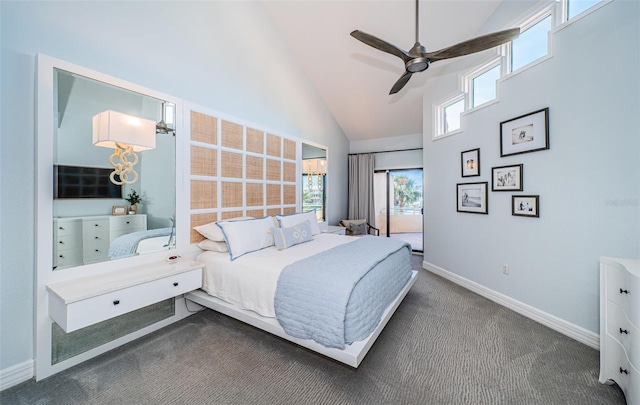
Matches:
[[374, 169, 423, 252]]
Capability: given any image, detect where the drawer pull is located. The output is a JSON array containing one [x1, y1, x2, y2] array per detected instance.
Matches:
[[113, 300, 120, 305], [619, 288, 629, 294], [620, 367, 628, 375], [126, 221, 130, 224], [620, 328, 629, 335], [59, 255, 64, 258], [59, 241, 64, 244], [95, 224, 99, 227], [173, 282, 179, 287], [59, 226, 64, 230], [95, 249, 99, 252], [95, 236, 99, 239]]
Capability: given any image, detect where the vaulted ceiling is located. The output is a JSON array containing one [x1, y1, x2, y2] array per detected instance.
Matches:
[[261, 0, 534, 141]]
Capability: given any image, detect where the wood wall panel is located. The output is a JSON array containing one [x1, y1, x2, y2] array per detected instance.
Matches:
[[221, 151, 243, 179], [283, 139, 296, 160], [191, 180, 217, 210], [191, 112, 217, 145], [221, 120, 243, 150], [266, 134, 281, 157], [190, 212, 218, 243], [189, 109, 300, 246], [246, 128, 264, 154]]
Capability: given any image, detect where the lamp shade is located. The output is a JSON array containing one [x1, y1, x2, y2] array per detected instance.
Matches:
[[92, 110, 156, 152]]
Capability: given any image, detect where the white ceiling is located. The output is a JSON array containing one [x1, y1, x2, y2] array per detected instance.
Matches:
[[261, 0, 521, 142]]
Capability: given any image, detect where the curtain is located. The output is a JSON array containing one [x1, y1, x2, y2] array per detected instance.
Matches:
[[348, 153, 375, 225]]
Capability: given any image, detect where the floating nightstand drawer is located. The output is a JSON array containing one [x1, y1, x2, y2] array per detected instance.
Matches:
[[47, 259, 203, 333]]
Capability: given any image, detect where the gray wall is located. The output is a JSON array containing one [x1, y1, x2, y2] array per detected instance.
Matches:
[[422, 1, 639, 333], [0, 1, 348, 371]]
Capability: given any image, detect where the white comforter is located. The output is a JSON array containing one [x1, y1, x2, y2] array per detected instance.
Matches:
[[197, 233, 355, 318]]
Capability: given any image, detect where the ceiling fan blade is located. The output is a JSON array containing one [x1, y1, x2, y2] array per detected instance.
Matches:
[[389, 71, 413, 95], [351, 30, 411, 63], [426, 28, 521, 62]]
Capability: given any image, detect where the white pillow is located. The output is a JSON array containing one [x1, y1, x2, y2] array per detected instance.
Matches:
[[193, 216, 253, 241], [216, 216, 275, 260], [276, 211, 321, 235], [197, 239, 228, 252]]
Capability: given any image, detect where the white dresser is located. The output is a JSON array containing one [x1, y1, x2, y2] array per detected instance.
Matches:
[[600, 256, 639, 405], [53, 214, 147, 269], [47, 259, 203, 332]]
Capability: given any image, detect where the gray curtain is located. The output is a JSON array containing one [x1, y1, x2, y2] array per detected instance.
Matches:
[[348, 153, 375, 225]]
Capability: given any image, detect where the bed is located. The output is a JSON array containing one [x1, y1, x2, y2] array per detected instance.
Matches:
[[108, 227, 174, 259], [184, 214, 417, 367]]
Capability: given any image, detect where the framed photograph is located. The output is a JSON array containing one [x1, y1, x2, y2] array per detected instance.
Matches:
[[512, 195, 539, 217], [112, 205, 127, 216], [500, 108, 549, 157], [457, 182, 488, 214], [492, 164, 523, 191], [461, 148, 480, 177]]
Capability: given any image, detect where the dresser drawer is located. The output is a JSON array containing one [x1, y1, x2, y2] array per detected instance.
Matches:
[[83, 218, 109, 234], [603, 337, 639, 404], [606, 265, 640, 327], [49, 267, 202, 332], [83, 247, 109, 263], [53, 248, 83, 270], [54, 219, 82, 237], [110, 215, 145, 232], [607, 301, 639, 369], [55, 234, 82, 251]]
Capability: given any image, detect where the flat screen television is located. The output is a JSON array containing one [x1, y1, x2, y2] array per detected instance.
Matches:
[[54, 165, 123, 199]]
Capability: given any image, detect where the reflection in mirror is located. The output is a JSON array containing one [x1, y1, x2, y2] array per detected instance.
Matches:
[[301, 143, 327, 222], [52, 69, 176, 270]]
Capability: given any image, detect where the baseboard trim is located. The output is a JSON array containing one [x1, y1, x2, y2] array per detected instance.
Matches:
[[0, 360, 34, 391], [423, 260, 600, 350]]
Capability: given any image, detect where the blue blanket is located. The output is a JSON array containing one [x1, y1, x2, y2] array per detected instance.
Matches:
[[274, 236, 412, 349], [108, 227, 173, 259]]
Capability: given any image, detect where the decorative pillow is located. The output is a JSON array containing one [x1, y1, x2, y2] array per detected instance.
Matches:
[[197, 239, 228, 252], [216, 217, 275, 260], [271, 220, 313, 250], [193, 216, 253, 241], [276, 211, 321, 235], [349, 222, 367, 236]]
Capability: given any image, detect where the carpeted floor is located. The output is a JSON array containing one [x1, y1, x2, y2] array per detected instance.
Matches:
[[1, 256, 626, 404]]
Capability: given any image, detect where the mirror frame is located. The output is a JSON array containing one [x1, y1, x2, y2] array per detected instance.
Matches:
[[35, 54, 186, 379]]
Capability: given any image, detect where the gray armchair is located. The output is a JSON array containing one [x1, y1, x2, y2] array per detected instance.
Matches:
[[339, 219, 380, 236]]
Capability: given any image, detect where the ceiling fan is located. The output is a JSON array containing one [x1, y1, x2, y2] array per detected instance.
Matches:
[[351, 0, 520, 95]]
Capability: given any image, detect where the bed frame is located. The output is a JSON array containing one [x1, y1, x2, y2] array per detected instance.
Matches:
[[185, 270, 417, 367]]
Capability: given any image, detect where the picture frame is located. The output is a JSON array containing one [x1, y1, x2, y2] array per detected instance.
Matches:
[[461, 148, 480, 177], [512, 195, 539, 217], [500, 108, 549, 157], [492, 164, 523, 191], [456, 182, 488, 214], [112, 205, 127, 216]]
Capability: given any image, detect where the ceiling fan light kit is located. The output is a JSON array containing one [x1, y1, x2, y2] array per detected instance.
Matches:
[[351, 0, 520, 95]]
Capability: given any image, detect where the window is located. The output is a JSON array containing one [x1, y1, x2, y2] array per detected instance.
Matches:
[[471, 64, 501, 108], [511, 14, 552, 72], [444, 98, 464, 133], [567, 0, 602, 19]]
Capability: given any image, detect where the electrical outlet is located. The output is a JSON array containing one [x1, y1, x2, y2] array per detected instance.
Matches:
[[502, 264, 509, 275]]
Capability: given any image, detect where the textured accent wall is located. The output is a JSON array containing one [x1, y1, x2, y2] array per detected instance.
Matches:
[[189, 110, 298, 243]]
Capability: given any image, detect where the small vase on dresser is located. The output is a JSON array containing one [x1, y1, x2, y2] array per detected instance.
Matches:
[[599, 256, 639, 405]]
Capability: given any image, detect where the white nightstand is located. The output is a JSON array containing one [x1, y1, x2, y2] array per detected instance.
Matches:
[[325, 225, 346, 235], [47, 259, 203, 333]]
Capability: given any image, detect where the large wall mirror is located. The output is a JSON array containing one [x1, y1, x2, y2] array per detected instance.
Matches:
[[51, 68, 176, 270], [36, 54, 184, 380], [301, 143, 327, 222]]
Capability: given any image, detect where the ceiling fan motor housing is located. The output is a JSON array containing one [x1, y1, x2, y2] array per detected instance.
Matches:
[[406, 42, 429, 73]]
